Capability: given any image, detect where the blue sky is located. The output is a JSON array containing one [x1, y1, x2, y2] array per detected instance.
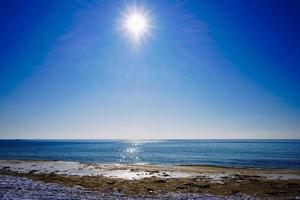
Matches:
[[0, 0, 299, 139]]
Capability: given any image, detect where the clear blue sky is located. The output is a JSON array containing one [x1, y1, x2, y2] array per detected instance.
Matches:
[[0, 0, 299, 139]]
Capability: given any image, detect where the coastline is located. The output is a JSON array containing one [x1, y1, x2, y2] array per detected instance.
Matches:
[[1, 160, 300, 199]]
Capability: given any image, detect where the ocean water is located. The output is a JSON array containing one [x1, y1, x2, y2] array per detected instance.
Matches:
[[0, 139, 299, 168]]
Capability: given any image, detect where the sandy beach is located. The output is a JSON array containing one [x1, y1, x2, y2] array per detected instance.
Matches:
[[0, 160, 300, 199]]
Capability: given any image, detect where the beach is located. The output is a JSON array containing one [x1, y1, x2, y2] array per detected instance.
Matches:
[[1, 160, 300, 199], [0, 176, 259, 200], [1, 0, 299, 199]]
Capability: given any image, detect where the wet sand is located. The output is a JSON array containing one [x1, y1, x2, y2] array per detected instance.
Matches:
[[0, 160, 300, 199]]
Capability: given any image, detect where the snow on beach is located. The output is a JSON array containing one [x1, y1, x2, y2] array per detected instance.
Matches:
[[0, 160, 194, 180], [1, 160, 300, 199], [0, 175, 260, 200], [1, 160, 300, 181]]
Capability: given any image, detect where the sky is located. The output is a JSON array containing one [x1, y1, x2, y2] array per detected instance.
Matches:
[[0, 0, 299, 139]]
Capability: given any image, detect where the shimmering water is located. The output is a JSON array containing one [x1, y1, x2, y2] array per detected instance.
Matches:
[[0, 139, 299, 168]]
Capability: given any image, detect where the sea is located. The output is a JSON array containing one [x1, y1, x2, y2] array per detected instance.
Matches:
[[0, 139, 299, 168]]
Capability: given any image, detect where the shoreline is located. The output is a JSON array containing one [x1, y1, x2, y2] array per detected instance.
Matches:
[[1, 160, 300, 199], [1, 159, 300, 180], [2, 159, 300, 170]]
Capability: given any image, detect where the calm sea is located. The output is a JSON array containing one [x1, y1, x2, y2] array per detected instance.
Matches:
[[0, 140, 299, 168]]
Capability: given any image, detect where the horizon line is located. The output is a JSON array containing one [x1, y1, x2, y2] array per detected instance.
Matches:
[[1, 138, 300, 140]]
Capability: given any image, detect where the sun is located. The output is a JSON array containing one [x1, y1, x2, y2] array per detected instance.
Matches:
[[125, 13, 147, 39], [120, 6, 151, 44]]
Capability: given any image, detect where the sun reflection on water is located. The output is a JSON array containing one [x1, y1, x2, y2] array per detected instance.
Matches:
[[118, 141, 145, 164]]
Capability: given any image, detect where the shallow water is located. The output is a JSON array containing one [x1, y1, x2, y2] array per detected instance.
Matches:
[[0, 139, 299, 168]]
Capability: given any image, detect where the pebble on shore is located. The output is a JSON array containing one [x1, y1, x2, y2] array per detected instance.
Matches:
[[0, 175, 260, 200]]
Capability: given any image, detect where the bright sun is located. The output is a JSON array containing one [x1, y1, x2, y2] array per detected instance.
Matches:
[[125, 13, 147, 38], [120, 6, 151, 44]]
